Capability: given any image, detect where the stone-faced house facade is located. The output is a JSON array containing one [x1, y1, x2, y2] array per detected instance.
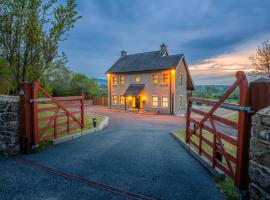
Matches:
[[106, 44, 194, 115]]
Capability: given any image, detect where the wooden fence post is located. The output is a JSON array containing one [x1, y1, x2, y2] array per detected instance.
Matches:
[[185, 92, 192, 143], [32, 81, 39, 147], [19, 82, 33, 153], [235, 72, 251, 190]]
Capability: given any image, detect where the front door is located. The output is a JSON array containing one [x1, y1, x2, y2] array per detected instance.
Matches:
[[132, 97, 137, 108]]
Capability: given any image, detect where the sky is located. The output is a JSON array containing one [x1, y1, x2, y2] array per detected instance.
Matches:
[[60, 0, 270, 85]]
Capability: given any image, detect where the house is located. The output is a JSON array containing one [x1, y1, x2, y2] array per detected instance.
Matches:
[[105, 43, 194, 115]]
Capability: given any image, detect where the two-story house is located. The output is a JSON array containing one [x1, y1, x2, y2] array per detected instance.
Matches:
[[105, 43, 194, 115]]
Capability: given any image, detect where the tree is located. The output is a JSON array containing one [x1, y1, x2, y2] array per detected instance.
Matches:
[[0, 0, 81, 94], [69, 73, 100, 97], [249, 39, 270, 79]]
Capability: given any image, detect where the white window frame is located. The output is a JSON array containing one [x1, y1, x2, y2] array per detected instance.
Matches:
[[152, 95, 159, 108], [120, 95, 125, 105], [161, 96, 169, 108], [179, 73, 183, 85], [112, 76, 118, 85], [179, 95, 183, 107], [112, 94, 118, 105], [152, 73, 158, 84], [120, 76, 125, 85], [162, 73, 169, 85]]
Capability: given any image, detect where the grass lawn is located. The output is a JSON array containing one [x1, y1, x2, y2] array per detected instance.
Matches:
[[174, 129, 240, 200], [225, 112, 239, 122], [38, 103, 104, 140]]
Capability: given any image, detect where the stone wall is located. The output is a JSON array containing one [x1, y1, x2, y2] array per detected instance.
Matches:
[[249, 107, 270, 199], [0, 95, 20, 154]]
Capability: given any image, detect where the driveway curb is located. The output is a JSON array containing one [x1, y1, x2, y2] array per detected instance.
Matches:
[[53, 115, 109, 145], [170, 131, 225, 180]]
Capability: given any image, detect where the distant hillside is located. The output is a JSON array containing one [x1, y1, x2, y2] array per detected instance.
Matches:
[[97, 78, 107, 86]]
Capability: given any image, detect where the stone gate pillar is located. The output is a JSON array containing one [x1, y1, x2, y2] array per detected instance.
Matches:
[[249, 107, 270, 199]]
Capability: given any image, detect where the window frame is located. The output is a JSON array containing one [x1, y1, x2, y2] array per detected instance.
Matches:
[[152, 73, 158, 84], [120, 95, 125, 105], [112, 76, 117, 85], [112, 95, 118, 105], [179, 95, 183, 107], [162, 73, 169, 85], [152, 96, 159, 108], [179, 73, 183, 85], [120, 76, 125, 85], [161, 96, 169, 108]]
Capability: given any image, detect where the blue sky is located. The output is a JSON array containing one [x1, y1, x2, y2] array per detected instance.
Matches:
[[60, 0, 270, 85]]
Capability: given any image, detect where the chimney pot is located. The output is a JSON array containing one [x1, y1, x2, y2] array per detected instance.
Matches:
[[160, 43, 167, 53]]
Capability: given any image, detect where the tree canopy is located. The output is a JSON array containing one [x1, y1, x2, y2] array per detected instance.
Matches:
[[0, 0, 81, 93]]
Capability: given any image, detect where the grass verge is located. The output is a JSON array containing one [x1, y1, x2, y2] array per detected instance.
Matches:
[[174, 129, 240, 200]]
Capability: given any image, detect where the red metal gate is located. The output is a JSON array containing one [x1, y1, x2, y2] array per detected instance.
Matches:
[[185, 71, 251, 190], [20, 81, 84, 152]]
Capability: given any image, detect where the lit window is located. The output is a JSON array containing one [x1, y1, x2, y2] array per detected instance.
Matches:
[[179, 74, 183, 85], [120, 95, 125, 105], [162, 97, 168, 108], [179, 95, 183, 107], [152, 74, 158, 84], [120, 76, 125, 85], [112, 77, 117, 85], [135, 76, 141, 83], [152, 96, 158, 107], [112, 95, 118, 105], [162, 74, 169, 85]]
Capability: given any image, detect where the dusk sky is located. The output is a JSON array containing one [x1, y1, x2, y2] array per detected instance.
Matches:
[[60, 0, 270, 85]]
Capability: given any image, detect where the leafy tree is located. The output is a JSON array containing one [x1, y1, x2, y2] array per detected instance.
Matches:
[[0, 0, 81, 94], [249, 39, 270, 79], [0, 59, 12, 94], [69, 73, 100, 97]]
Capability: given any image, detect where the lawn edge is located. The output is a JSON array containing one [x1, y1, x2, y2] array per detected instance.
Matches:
[[170, 131, 225, 180], [53, 115, 109, 145]]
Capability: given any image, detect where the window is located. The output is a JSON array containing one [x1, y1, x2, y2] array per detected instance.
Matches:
[[161, 97, 168, 108], [112, 76, 117, 85], [152, 96, 158, 107], [112, 95, 118, 105], [120, 95, 125, 105], [152, 74, 158, 84], [179, 95, 183, 107], [120, 76, 125, 85], [179, 74, 183, 85], [162, 74, 169, 85], [135, 75, 141, 83]]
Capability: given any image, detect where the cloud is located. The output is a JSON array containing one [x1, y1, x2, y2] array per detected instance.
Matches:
[[59, 0, 270, 82]]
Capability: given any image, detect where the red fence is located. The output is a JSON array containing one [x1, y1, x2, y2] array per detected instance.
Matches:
[[185, 71, 251, 190], [20, 81, 85, 152]]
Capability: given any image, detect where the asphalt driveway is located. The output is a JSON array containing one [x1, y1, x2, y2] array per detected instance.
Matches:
[[0, 106, 225, 200]]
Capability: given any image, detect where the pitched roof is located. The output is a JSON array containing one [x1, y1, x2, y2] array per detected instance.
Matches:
[[123, 84, 145, 96], [106, 50, 183, 73]]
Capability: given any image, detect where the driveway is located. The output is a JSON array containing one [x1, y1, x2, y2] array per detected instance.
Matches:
[[0, 106, 225, 200]]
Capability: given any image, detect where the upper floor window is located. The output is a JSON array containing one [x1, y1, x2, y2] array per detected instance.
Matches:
[[152, 96, 158, 107], [120, 76, 125, 85], [135, 75, 141, 83], [112, 95, 118, 105], [179, 95, 183, 107], [161, 97, 168, 108], [162, 74, 169, 85], [179, 74, 183, 85], [112, 77, 117, 85], [152, 74, 158, 84]]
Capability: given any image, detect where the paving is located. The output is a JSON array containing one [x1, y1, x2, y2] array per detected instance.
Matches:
[[0, 106, 225, 200]]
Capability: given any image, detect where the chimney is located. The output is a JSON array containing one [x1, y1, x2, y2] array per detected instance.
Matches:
[[121, 50, 127, 57], [160, 43, 167, 54]]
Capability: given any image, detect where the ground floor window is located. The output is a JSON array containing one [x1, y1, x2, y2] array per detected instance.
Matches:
[[120, 95, 125, 105], [179, 95, 183, 107], [152, 96, 158, 107], [112, 95, 118, 105], [161, 96, 168, 108]]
